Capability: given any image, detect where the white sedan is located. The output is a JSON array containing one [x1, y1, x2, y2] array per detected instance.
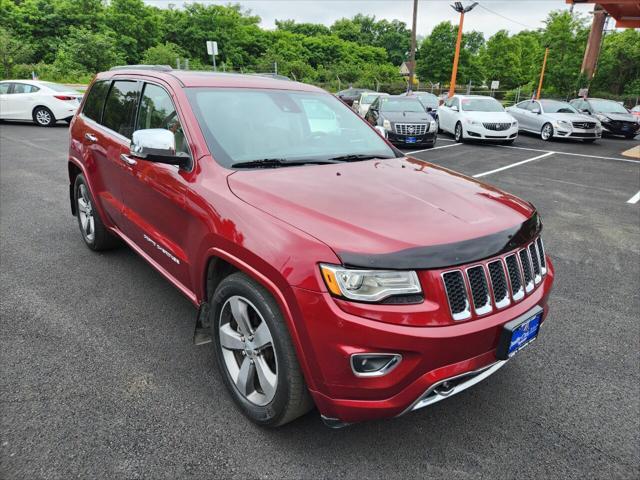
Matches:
[[438, 95, 518, 144], [0, 80, 83, 127]]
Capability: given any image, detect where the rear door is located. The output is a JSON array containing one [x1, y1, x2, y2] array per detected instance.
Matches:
[[0, 83, 10, 118], [118, 81, 194, 291], [4, 83, 39, 119], [77, 79, 141, 228]]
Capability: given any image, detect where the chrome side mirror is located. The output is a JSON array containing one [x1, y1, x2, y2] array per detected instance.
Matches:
[[130, 129, 189, 168], [451, 105, 459, 112], [532, 108, 541, 114]]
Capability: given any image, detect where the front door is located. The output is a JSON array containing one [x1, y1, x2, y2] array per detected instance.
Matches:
[[118, 81, 194, 292]]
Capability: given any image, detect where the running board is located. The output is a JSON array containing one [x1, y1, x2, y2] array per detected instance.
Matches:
[[193, 302, 212, 345]]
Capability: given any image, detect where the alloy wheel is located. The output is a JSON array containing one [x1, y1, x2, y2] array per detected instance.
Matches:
[[77, 184, 95, 243], [455, 123, 462, 142], [35, 109, 52, 126], [218, 295, 278, 406], [541, 123, 553, 141]]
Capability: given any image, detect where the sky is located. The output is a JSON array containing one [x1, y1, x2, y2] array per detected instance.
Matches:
[[143, 1, 596, 37]]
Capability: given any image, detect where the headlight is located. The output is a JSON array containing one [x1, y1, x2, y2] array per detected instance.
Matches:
[[511, 121, 518, 127], [464, 118, 479, 125], [320, 264, 422, 302], [429, 120, 437, 130], [383, 119, 392, 131], [556, 120, 571, 128], [595, 113, 609, 122]]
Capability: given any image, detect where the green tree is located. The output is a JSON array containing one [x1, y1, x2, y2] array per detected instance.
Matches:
[[591, 29, 640, 96], [480, 30, 525, 89], [105, 0, 161, 63], [142, 42, 187, 67], [0, 27, 34, 77], [275, 20, 330, 37], [53, 27, 124, 74]]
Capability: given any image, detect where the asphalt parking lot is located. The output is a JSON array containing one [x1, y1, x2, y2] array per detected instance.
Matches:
[[1, 122, 639, 479]]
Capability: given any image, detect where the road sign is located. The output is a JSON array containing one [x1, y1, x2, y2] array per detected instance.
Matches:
[[206, 41, 218, 56], [578, 87, 589, 98], [399, 62, 410, 76], [491, 80, 500, 90]]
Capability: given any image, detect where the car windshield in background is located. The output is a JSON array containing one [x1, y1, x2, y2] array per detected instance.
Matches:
[[187, 88, 397, 167], [379, 97, 425, 113], [416, 93, 438, 107], [461, 98, 504, 112], [589, 99, 629, 114], [540, 100, 578, 114], [361, 94, 381, 104]]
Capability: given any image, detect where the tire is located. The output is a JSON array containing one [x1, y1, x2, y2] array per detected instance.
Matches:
[[503, 140, 515, 145], [624, 134, 636, 140], [33, 106, 55, 127], [454, 122, 464, 143], [582, 138, 597, 143], [211, 272, 313, 427], [74, 174, 119, 251], [540, 122, 554, 141]]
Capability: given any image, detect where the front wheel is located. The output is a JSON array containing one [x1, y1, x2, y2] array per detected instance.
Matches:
[[33, 106, 55, 127], [211, 272, 313, 427], [454, 122, 464, 143], [74, 174, 119, 251], [540, 122, 554, 141]]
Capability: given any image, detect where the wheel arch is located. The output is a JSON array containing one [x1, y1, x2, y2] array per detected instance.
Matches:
[[68, 161, 82, 216], [32, 104, 54, 120], [201, 248, 319, 391]]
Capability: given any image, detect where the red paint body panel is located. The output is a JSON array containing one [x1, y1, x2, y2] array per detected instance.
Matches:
[[68, 69, 555, 424]]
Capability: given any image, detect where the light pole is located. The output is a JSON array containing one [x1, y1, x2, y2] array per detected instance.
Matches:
[[407, 0, 419, 92], [536, 46, 550, 99], [448, 2, 477, 98]]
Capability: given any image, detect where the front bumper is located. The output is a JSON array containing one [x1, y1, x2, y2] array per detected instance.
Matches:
[[553, 126, 601, 139], [601, 121, 639, 136], [387, 130, 437, 146], [464, 124, 518, 141], [293, 260, 554, 424]]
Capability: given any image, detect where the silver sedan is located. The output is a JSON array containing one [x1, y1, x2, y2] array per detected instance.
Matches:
[[507, 99, 602, 143]]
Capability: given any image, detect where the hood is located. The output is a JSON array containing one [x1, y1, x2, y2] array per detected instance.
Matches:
[[381, 111, 431, 123], [460, 111, 515, 122], [227, 158, 538, 269], [545, 113, 596, 123], [596, 112, 635, 122]]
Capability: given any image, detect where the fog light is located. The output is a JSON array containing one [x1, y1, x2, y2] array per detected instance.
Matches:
[[350, 353, 402, 377]]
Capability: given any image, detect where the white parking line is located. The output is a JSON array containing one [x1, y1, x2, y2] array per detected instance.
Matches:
[[473, 152, 554, 178], [497, 144, 640, 165], [406, 142, 462, 155], [627, 191, 640, 204]]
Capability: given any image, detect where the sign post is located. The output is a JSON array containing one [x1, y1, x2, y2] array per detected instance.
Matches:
[[206, 41, 218, 71]]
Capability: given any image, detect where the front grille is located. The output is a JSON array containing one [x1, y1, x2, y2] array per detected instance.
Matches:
[[572, 121, 596, 129], [442, 271, 470, 321], [441, 236, 547, 320], [394, 123, 428, 135], [483, 122, 511, 131]]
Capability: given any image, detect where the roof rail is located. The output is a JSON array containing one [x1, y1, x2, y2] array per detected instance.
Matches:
[[109, 65, 173, 72]]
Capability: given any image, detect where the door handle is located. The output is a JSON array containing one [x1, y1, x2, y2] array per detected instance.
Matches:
[[120, 153, 137, 166], [84, 133, 97, 142]]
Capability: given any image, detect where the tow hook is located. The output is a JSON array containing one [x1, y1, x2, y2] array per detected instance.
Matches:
[[193, 301, 211, 345]]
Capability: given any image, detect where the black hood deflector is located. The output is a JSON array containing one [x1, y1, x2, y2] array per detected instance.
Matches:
[[338, 212, 542, 270]]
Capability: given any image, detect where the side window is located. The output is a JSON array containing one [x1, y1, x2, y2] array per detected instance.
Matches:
[[0, 83, 10, 94], [12, 84, 38, 94], [453, 97, 460, 109], [137, 83, 190, 157], [525, 102, 539, 112], [102, 80, 141, 139], [82, 80, 110, 123]]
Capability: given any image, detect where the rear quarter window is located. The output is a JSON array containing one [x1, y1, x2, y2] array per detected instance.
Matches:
[[101, 80, 141, 139], [82, 80, 110, 122]]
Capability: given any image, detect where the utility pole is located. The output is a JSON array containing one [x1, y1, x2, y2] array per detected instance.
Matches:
[[407, 0, 419, 93], [536, 47, 549, 99], [448, 2, 478, 97]]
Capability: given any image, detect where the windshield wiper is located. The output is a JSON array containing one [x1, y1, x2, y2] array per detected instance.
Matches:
[[231, 158, 338, 168], [328, 154, 395, 162]]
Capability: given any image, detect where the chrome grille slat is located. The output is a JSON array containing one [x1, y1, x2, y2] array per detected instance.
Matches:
[[528, 243, 542, 284], [571, 121, 596, 129], [394, 123, 428, 135], [488, 260, 510, 309], [518, 249, 534, 293], [442, 271, 471, 321], [466, 266, 492, 315], [482, 122, 511, 131], [536, 237, 547, 275]]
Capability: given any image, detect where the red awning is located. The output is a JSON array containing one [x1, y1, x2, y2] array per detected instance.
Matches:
[[566, 0, 640, 28]]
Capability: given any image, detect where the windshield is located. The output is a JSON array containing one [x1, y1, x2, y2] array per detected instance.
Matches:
[[589, 99, 628, 114], [42, 81, 78, 93], [361, 94, 382, 104], [540, 100, 578, 114], [461, 97, 504, 112], [187, 88, 397, 167], [380, 97, 425, 113], [416, 93, 438, 107]]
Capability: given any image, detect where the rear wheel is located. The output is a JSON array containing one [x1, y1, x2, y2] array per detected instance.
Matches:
[[540, 122, 554, 141], [211, 272, 313, 427], [454, 122, 464, 143], [33, 106, 55, 127]]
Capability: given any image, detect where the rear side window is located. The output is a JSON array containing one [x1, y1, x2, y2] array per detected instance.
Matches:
[[82, 80, 110, 122], [102, 80, 141, 139], [12, 84, 39, 94], [0, 83, 10, 94]]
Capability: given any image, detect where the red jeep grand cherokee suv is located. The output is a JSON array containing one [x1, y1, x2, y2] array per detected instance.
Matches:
[[68, 66, 554, 428]]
